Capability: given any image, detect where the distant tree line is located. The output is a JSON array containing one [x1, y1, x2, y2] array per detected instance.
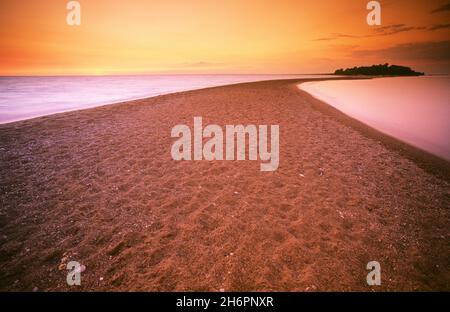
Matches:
[[334, 64, 424, 76]]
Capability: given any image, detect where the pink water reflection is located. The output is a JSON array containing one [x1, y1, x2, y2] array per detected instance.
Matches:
[[300, 76, 450, 161]]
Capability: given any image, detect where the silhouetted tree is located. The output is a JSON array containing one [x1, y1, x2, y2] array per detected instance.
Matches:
[[334, 64, 424, 76]]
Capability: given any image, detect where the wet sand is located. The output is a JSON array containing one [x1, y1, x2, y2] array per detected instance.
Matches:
[[0, 79, 449, 291]]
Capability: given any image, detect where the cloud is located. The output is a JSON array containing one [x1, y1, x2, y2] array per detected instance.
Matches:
[[313, 38, 334, 41], [351, 40, 450, 61], [431, 2, 450, 13], [313, 21, 449, 42], [428, 23, 450, 31], [313, 33, 358, 41], [313, 24, 425, 41], [374, 24, 426, 35]]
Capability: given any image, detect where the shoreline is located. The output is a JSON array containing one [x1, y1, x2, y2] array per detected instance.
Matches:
[[0, 75, 335, 125], [294, 80, 450, 180], [0, 79, 448, 291], [6, 75, 445, 179], [298, 77, 450, 163], [5, 74, 448, 174]]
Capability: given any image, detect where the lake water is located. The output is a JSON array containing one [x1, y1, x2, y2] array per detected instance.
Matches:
[[0, 74, 331, 124], [299, 76, 450, 161]]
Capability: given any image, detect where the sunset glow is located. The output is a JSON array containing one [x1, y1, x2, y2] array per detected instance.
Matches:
[[1, 0, 449, 75]]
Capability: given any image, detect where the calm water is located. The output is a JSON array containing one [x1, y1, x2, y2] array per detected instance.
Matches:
[[300, 76, 450, 161], [0, 74, 331, 124]]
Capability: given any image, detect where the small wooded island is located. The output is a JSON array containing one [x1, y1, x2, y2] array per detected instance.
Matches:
[[334, 64, 424, 76]]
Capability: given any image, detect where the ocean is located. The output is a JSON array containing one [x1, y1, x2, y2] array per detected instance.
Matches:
[[0, 74, 330, 124]]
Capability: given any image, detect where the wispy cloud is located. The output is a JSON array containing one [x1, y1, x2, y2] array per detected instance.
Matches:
[[351, 40, 450, 61], [431, 2, 450, 13], [313, 33, 358, 41], [428, 23, 450, 31], [373, 24, 425, 35], [313, 22, 448, 42]]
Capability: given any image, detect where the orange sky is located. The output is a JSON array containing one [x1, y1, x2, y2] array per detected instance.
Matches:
[[0, 0, 449, 75]]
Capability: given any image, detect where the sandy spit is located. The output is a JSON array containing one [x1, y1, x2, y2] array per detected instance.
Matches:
[[0, 79, 448, 291]]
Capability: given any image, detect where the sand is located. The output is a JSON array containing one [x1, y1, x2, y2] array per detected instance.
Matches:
[[0, 79, 449, 291]]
